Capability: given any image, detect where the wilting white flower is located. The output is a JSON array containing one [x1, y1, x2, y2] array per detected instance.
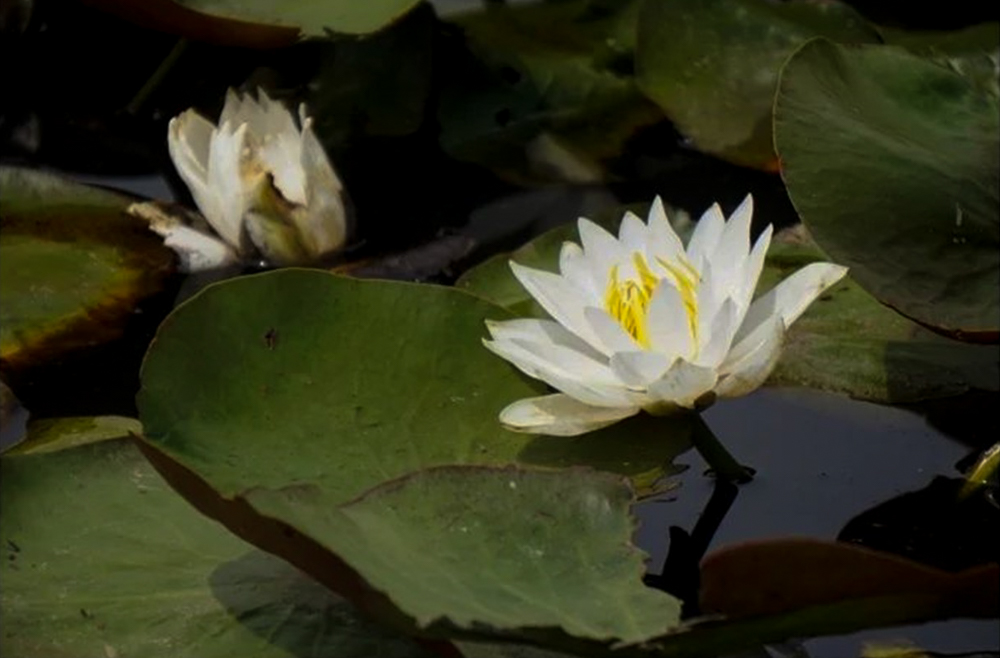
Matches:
[[161, 89, 347, 271], [484, 196, 848, 436]]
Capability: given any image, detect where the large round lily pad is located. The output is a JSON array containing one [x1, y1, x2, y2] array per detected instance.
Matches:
[[635, 0, 878, 168], [774, 39, 1000, 340], [0, 438, 433, 657], [136, 270, 691, 647], [0, 167, 175, 371]]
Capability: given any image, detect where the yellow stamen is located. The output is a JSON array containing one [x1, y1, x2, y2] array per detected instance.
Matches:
[[603, 252, 700, 348]]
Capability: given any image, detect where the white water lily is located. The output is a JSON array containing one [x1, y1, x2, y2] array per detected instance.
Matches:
[[484, 196, 848, 436], [162, 89, 347, 271]]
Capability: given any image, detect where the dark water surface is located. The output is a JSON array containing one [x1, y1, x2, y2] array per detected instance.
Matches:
[[636, 387, 999, 657]]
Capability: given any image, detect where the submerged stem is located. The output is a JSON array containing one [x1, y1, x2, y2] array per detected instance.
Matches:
[[690, 414, 754, 484]]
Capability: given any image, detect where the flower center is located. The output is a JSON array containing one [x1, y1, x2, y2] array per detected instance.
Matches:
[[604, 252, 700, 349]]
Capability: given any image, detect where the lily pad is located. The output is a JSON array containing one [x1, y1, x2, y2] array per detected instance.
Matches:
[[438, 0, 663, 184], [136, 269, 695, 648], [3, 415, 141, 456], [774, 39, 1000, 340], [634, 0, 878, 168], [0, 167, 176, 371], [0, 438, 434, 657], [456, 217, 998, 404], [173, 0, 422, 36]]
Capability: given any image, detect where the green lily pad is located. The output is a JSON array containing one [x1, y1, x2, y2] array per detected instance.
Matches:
[[774, 39, 1000, 341], [0, 439, 434, 657], [242, 466, 681, 643], [0, 167, 175, 371], [438, 0, 663, 184], [457, 217, 998, 404], [136, 269, 694, 648], [634, 0, 878, 168], [174, 0, 422, 36], [3, 415, 142, 456]]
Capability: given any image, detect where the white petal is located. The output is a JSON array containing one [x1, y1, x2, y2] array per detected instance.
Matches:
[[296, 118, 347, 256], [584, 306, 640, 355], [694, 298, 738, 368], [559, 241, 600, 303], [578, 217, 625, 274], [167, 112, 221, 226], [509, 262, 600, 348], [618, 211, 648, 254], [206, 122, 253, 250], [717, 314, 784, 398], [610, 351, 672, 389], [147, 219, 239, 273], [735, 262, 849, 343], [647, 360, 719, 409], [645, 281, 695, 361], [509, 338, 618, 385], [739, 224, 772, 310], [483, 339, 634, 407], [686, 202, 725, 267], [486, 318, 604, 361], [708, 195, 753, 297], [647, 197, 686, 263], [499, 394, 638, 436]]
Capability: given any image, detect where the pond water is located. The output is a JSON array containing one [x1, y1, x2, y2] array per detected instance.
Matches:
[[636, 386, 999, 657]]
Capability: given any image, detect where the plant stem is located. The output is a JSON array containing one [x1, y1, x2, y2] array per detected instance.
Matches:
[[126, 37, 189, 116], [691, 414, 754, 484]]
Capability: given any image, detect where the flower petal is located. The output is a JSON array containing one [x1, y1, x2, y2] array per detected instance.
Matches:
[[716, 314, 784, 398], [584, 306, 640, 355], [483, 339, 634, 407], [296, 116, 347, 256], [610, 351, 672, 389], [486, 318, 604, 361], [559, 241, 600, 303], [694, 298, 738, 368], [618, 210, 648, 254], [646, 196, 686, 264], [739, 224, 772, 309], [644, 281, 695, 361], [647, 360, 719, 409], [499, 394, 638, 436], [167, 111, 220, 228], [206, 122, 253, 250], [578, 217, 625, 274], [686, 202, 725, 268], [735, 262, 849, 343], [509, 262, 600, 348], [146, 215, 239, 273], [707, 195, 752, 297]]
